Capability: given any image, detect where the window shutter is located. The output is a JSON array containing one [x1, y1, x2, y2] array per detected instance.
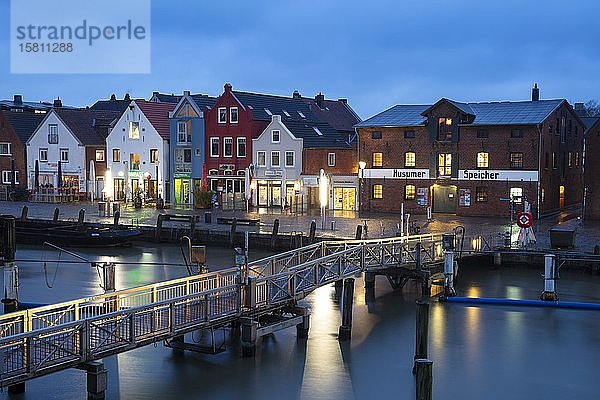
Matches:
[[451, 154, 459, 178], [429, 153, 437, 178], [428, 118, 437, 141], [451, 124, 459, 142]]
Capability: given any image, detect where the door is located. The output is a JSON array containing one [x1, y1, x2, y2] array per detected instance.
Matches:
[[114, 178, 124, 201], [258, 183, 268, 206], [96, 178, 104, 199], [271, 181, 281, 207], [432, 185, 457, 214], [559, 185, 565, 208]]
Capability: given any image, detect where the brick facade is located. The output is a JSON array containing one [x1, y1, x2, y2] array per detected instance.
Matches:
[[0, 113, 25, 188], [584, 119, 600, 220], [302, 147, 357, 176]]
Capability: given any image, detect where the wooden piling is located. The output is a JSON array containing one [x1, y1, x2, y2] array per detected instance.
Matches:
[[338, 278, 355, 341], [415, 358, 433, 400], [309, 220, 317, 244], [271, 218, 280, 249], [240, 317, 258, 357], [415, 242, 422, 273], [78, 209, 85, 225], [84, 361, 107, 400], [113, 211, 120, 229], [413, 300, 430, 372], [230, 217, 238, 247], [155, 214, 164, 243], [355, 224, 363, 240], [20, 205, 28, 221], [53, 207, 60, 222]]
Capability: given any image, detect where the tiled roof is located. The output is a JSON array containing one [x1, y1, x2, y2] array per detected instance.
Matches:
[[190, 94, 217, 111], [136, 100, 176, 140], [55, 108, 121, 145], [231, 91, 316, 122], [90, 98, 140, 113], [580, 116, 600, 131], [284, 120, 353, 149], [0, 99, 54, 111], [302, 98, 361, 133], [355, 104, 429, 127], [2, 110, 45, 144], [151, 93, 182, 103], [356, 99, 566, 128]]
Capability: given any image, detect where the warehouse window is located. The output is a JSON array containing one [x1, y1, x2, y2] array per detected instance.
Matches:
[[510, 187, 523, 203], [373, 184, 383, 199], [438, 153, 452, 176], [511, 129, 523, 138], [477, 152, 489, 168], [372, 152, 383, 167], [404, 185, 416, 200], [405, 152, 416, 167], [477, 129, 488, 138], [510, 152, 523, 169], [404, 130, 415, 139], [476, 187, 488, 203], [371, 131, 382, 139]]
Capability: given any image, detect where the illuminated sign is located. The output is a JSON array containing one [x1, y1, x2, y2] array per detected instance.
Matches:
[[459, 170, 538, 181]]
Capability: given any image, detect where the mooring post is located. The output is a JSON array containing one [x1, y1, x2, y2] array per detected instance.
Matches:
[[155, 214, 163, 243], [84, 361, 108, 400], [245, 276, 257, 309], [364, 271, 375, 289], [494, 251, 502, 268], [338, 278, 355, 341], [78, 208, 85, 225], [102, 263, 116, 293], [415, 358, 433, 400], [296, 308, 310, 339], [309, 220, 317, 244], [240, 316, 258, 357], [443, 250, 456, 297], [271, 218, 280, 249], [20, 205, 28, 221], [355, 224, 363, 240], [53, 207, 60, 222], [415, 242, 422, 273], [0, 215, 24, 394], [230, 217, 238, 247], [541, 254, 558, 301], [113, 211, 120, 229], [413, 300, 430, 373]]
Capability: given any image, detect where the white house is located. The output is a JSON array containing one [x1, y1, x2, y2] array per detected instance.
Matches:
[[26, 108, 117, 197], [106, 100, 175, 202]]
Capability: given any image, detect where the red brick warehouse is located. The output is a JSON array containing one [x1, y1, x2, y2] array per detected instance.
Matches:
[[354, 85, 584, 217]]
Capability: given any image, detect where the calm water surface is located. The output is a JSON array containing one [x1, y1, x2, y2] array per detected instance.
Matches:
[[2, 244, 600, 399]]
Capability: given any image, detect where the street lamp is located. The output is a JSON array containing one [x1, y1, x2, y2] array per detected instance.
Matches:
[[358, 161, 366, 215], [319, 168, 328, 229]]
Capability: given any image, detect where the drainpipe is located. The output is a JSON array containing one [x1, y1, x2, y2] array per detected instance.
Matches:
[[536, 124, 543, 220]]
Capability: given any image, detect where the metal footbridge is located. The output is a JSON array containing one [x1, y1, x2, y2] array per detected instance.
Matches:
[[0, 232, 493, 389]]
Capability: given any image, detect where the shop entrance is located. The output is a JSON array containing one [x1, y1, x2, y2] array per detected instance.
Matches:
[[432, 185, 457, 214], [174, 178, 191, 204], [559, 185, 565, 209], [334, 187, 356, 210]]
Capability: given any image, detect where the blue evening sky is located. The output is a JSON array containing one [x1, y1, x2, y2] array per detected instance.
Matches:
[[1, 0, 599, 119]]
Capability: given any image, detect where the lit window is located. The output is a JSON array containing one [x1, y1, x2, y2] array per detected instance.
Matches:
[[404, 184, 416, 200], [438, 117, 452, 141], [150, 149, 159, 163], [568, 151, 573, 168], [328, 152, 335, 167], [0, 143, 11, 155], [272, 130, 280, 143], [510, 187, 523, 203], [257, 151, 266, 166], [510, 152, 523, 169], [373, 184, 383, 199], [271, 151, 280, 167], [129, 122, 140, 140], [112, 149, 120, 162], [224, 137, 233, 157], [210, 138, 219, 157], [372, 152, 383, 167], [237, 138, 246, 158], [438, 153, 452, 176], [218, 108, 227, 123], [39, 148, 48, 162], [95, 149, 105, 162], [477, 152, 489, 168], [130, 153, 141, 170], [405, 152, 415, 167], [285, 151, 294, 167], [48, 124, 59, 144], [476, 187, 488, 202], [60, 148, 69, 163], [230, 107, 238, 123], [575, 152, 580, 166]]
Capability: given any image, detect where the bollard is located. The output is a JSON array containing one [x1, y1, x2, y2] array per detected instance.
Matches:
[[20, 205, 28, 221], [230, 217, 238, 247], [426, 206, 432, 221], [78, 208, 85, 225], [494, 252, 502, 267], [113, 211, 120, 229], [415, 359, 433, 400], [309, 220, 317, 244], [155, 214, 164, 243], [504, 231, 511, 248], [541, 254, 558, 301], [331, 220, 336, 231], [271, 218, 280, 249], [413, 300, 430, 373], [338, 278, 355, 341], [443, 250, 456, 297], [53, 207, 60, 222], [355, 224, 363, 240]]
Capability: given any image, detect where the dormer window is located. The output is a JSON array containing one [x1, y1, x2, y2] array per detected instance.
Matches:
[[438, 117, 453, 141]]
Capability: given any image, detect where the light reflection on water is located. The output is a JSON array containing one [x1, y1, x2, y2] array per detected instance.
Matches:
[[3, 245, 600, 399]]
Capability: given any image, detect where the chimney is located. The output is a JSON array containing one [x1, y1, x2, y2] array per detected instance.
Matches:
[[224, 83, 232, 93], [338, 98, 347, 104], [292, 90, 301, 99], [272, 115, 281, 123], [13, 95, 23, 105], [110, 94, 117, 101], [124, 93, 131, 101], [531, 83, 540, 101], [315, 92, 325, 108], [53, 97, 62, 108], [184, 90, 191, 96]]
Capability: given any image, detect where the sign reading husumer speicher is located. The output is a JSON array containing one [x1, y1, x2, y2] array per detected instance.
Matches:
[[363, 169, 539, 181], [10, 0, 151, 74]]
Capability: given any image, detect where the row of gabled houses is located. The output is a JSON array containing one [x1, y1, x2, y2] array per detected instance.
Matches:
[[0, 84, 362, 211], [2, 83, 600, 218]]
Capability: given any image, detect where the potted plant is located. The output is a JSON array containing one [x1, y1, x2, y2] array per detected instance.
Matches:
[[194, 188, 214, 209]]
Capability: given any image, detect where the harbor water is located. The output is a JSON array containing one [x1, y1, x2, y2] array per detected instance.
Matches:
[[2, 244, 600, 399]]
